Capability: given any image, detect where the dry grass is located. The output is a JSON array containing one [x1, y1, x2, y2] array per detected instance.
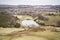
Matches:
[[0, 27, 60, 40]]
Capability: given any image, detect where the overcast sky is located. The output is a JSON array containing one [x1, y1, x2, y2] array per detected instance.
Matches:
[[0, 0, 60, 5]]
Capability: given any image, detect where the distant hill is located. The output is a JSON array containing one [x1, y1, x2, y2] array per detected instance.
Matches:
[[0, 5, 60, 15]]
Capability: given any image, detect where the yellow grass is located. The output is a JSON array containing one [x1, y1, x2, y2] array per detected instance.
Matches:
[[13, 15, 33, 20], [0, 27, 60, 40]]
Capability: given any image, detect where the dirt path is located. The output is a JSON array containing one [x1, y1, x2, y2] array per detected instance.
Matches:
[[1, 28, 59, 40], [7, 30, 48, 40], [12, 36, 47, 40]]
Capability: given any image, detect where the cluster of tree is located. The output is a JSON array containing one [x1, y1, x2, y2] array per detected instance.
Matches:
[[0, 12, 20, 28], [34, 15, 48, 21], [47, 13, 60, 16], [38, 15, 48, 21]]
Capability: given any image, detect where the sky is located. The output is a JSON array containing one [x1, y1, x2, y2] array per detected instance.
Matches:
[[0, 0, 60, 5]]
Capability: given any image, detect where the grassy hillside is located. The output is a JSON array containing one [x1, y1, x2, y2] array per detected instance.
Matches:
[[0, 28, 60, 40], [0, 12, 17, 28], [44, 12, 60, 26], [35, 12, 60, 27]]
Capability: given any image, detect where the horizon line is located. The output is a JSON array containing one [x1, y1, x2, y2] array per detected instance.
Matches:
[[0, 4, 60, 6]]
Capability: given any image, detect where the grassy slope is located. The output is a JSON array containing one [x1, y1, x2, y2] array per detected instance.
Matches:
[[0, 12, 60, 40], [45, 16, 60, 25], [35, 12, 60, 26], [0, 28, 60, 40], [44, 12, 60, 25], [0, 13, 11, 27]]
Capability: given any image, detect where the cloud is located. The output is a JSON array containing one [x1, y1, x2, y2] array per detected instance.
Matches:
[[0, 0, 60, 5]]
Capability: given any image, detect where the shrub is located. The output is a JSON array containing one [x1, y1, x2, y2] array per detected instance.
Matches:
[[14, 23, 20, 28], [57, 21, 60, 27]]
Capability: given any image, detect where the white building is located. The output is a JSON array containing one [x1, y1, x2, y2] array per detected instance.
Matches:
[[21, 20, 40, 28]]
